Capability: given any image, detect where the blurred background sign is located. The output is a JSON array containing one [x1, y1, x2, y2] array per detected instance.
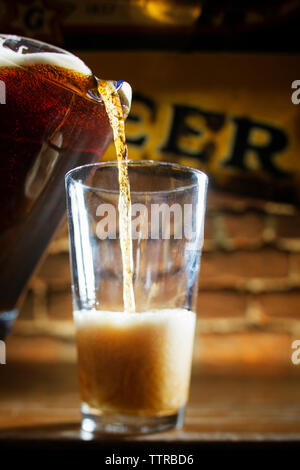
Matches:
[[96, 50, 300, 203]]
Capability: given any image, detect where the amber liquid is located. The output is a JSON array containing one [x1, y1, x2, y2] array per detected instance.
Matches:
[[97, 79, 135, 313], [75, 309, 196, 416], [0, 64, 112, 311]]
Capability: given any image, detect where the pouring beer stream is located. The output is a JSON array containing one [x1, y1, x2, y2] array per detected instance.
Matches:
[[97, 79, 136, 313]]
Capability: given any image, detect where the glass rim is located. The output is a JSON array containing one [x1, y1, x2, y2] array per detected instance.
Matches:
[[65, 160, 208, 196], [0, 33, 70, 56]]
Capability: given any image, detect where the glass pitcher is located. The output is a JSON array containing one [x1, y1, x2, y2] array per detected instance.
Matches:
[[0, 34, 131, 339]]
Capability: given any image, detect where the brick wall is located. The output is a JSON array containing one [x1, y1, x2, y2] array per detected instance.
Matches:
[[14, 188, 300, 376]]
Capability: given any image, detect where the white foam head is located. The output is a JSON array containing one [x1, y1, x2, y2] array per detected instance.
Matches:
[[0, 37, 91, 75]]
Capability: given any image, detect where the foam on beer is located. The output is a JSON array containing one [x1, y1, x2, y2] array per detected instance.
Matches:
[[0, 46, 91, 75], [74, 308, 196, 415]]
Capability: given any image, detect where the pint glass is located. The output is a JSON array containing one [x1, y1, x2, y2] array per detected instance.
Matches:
[[66, 161, 208, 435]]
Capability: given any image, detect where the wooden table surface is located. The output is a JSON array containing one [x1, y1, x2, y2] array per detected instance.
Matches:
[[1, 354, 300, 454]]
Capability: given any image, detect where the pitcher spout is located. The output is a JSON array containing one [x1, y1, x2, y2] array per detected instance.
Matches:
[[88, 79, 132, 119]]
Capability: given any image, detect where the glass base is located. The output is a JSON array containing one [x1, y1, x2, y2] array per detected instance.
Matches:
[[0, 309, 18, 340], [80, 403, 185, 436]]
